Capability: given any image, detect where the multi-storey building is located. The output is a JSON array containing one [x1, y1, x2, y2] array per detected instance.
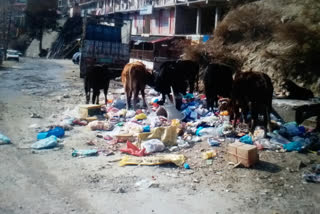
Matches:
[[69, 0, 227, 68]]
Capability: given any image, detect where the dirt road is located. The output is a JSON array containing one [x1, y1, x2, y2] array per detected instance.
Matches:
[[0, 58, 319, 214]]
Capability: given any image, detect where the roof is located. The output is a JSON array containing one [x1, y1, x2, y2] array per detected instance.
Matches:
[[131, 36, 174, 45]]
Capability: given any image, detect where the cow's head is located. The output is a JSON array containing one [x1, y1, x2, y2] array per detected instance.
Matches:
[[145, 69, 156, 87]]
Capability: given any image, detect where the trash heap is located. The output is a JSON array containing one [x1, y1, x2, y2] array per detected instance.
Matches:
[[29, 89, 320, 170]]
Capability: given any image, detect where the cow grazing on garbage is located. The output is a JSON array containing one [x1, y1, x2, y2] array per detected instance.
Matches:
[[84, 64, 110, 104], [121, 61, 153, 109], [231, 71, 274, 133], [203, 63, 234, 110], [153, 60, 199, 109]]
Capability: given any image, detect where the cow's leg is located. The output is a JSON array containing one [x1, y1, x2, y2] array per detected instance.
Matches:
[[189, 78, 195, 94], [158, 93, 166, 105], [96, 90, 100, 104], [250, 104, 258, 133], [104, 79, 110, 104], [84, 79, 90, 104], [126, 88, 132, 109], [233, 106, 240, 129], [265, 105, 272, 133], [133, 88, 139, 110], [175, 93, 183, 110], [141, 88, 147, 108], [92, 89, 99, 104]]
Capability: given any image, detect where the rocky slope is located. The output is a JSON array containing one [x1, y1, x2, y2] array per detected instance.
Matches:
[[185, 0, 320, 97]]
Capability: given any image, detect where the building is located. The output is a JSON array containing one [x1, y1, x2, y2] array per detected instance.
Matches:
[[12, 0, 27, 37], [69, 0, 228, 68]]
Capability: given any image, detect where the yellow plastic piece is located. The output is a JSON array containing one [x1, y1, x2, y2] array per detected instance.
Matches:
[[119, 154, 186, 167]]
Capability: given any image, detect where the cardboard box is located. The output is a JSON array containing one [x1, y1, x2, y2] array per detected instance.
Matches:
[[115, 134, 135, 143], [79, 104, 102, 119], [227, 142, 259, 167]]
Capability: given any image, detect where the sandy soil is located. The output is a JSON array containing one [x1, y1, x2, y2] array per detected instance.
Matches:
[[0, 58, 319, 214]]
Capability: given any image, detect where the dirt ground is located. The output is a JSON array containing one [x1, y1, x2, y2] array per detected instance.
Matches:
[[0, 58, 319, 214]]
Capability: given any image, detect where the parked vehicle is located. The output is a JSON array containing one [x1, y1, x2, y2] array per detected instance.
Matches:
[[72, 52, 81, 64], [79, 15, 131, 78], [6, 50, 19, 62], [17, 51, 23, 57]]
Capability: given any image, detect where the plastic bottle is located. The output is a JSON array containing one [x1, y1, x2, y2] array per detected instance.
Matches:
[[37, 127, 65, 140], [72, 149, 98, 157]]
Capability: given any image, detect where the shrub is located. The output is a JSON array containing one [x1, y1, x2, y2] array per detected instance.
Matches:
[[214, 4, 280, 44]]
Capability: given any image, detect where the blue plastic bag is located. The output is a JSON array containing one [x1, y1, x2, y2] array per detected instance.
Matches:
[[31, 135, 58, 149], [195, 126, 204, 136], [240, 135, 253, 144], [279, 122, 302, 138], [283, 141, 303, 152], [0, 133, 11, 144], [37, 127, 65, 140]]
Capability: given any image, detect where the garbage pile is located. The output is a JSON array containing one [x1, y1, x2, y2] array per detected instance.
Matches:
[[27, 89, 320, 170]]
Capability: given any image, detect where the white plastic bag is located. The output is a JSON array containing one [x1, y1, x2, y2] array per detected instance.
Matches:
[[141, 139, 165, 153]]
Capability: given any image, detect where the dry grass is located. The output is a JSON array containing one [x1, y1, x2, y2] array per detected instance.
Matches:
[[214, 4, 280, 44]]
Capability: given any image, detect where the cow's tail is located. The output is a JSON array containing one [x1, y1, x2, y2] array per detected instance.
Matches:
[[128, 65, 133, 93]]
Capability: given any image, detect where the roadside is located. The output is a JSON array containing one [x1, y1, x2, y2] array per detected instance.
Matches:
[[0, 58, 319, 214]]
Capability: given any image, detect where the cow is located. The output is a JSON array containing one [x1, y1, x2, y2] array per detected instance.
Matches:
[[281, 79, 314, 100], [154, 60, 199, 109], [203, 63, 234, 110], [84, 64, 110, 104], [121, 61, 153, 110], [231, 72, 274, 133]]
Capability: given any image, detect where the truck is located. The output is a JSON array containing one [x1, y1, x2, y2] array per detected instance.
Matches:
[[80, 15, 131, 78]]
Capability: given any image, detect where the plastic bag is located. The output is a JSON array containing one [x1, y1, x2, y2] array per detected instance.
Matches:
[[240, 135, 253, 145], [278, 122, 302, 138], [0, 133, 11, 145], [196, 127, 217, 137], [124, 122, 143, 134], [141, 139, 165, 153], [112, 99, 126, 109], [147, 127, 165, 139], [283, 141, 303, 152], [31, 135, 58, 149], [120, 141, 147, 156], [253, 126, 265, 141], [88, 121, 114, 131], [37, 127, 65, 140], [254, 138, 280, 150], [161, 126, 177, 146], [119, 154, 186, 167], [268, 132, 291, 145], [126, 110, 136, 118]]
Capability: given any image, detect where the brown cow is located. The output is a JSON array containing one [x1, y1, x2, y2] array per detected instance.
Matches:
[[231, 72, 274, 133], [121, 61, 152, 109]]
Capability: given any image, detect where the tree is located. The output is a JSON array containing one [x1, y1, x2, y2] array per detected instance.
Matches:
[[0, 1, 12, 55], [25, 0, 58, 56]]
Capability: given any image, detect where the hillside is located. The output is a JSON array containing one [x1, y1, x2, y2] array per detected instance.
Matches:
[[185, 0, 320, 97]]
